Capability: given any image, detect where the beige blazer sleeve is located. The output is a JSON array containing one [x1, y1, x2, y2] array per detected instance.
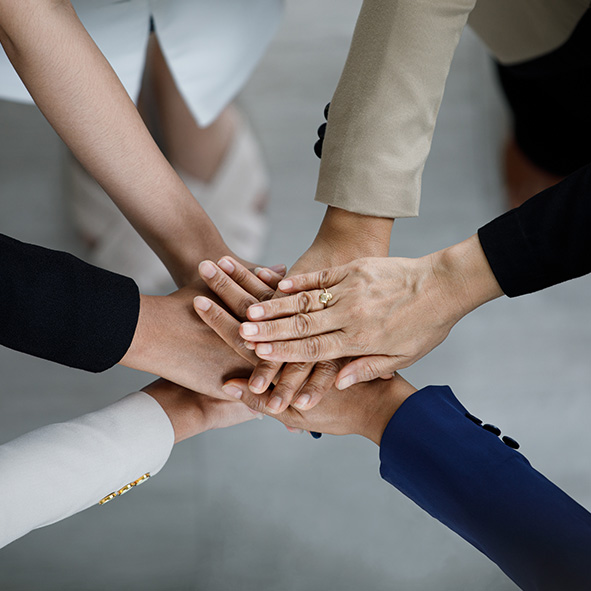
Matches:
[[315, 0, 478, 218], [0, 392, 174, 549], [315, 0, 589, 219]]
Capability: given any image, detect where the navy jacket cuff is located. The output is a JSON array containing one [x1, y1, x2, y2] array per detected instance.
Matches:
[[379, 385, 591, 590]]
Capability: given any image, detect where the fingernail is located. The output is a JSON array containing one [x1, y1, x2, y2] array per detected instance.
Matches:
[[244, 341, 256, 350], [287, 427, 304, 434], [270, 264, 286, 274], [218, 258, 235, 273], [194, 296, 212, 312], [294, 394, 310, 410], [222, 385, 243, 400], [257, 268, 273, 282], [256, 344, 272, 356], [248, 408, 264, 420], [199, 261, 216, 279], [249, 377, 266, 393], [248, 305, 265, 319], [336, 375, 358, 390], [266, 396, 283, 414], [278, 279, 293, 291], [241, 323, 259, 336]]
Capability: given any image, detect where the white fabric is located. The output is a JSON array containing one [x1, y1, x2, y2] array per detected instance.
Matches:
[[0, 392, 174, 549], [0, 0, 284, 126]]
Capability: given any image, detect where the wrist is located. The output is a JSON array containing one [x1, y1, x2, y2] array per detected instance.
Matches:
[[356, 375, 416, 445], [315, 206, 393, 260], [162, 220, 231, 287], [430, 234, 504, 322], [143, 380, 205, 444], [119, 294, 161, 372]]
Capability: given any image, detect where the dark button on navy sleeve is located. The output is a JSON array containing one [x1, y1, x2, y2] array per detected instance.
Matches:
[[482, 424, 502, 436], [502, 436, 520, 450], [465, 412, 483, 425]]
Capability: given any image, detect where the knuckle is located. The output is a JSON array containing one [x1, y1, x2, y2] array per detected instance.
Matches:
[[303, 336, 323, 361], [318, 269, 332, 287], [258, 360, 282, 375], [297, 291, 314, 313], [209, 271, 229, 294], [293, 313, 313, 337], [360, 358, 384, 380], [316, 359, 341, 376], [304, 381, 330, 399], [237, 296, 258, 318], [288, 361, 310, 373], [273, 381, 297, 401]]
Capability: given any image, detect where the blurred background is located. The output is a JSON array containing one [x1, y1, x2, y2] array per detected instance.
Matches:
[[1, 1, 590, 590]]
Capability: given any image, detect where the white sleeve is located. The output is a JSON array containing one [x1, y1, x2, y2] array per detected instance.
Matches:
[[0, 391, 174, 549]]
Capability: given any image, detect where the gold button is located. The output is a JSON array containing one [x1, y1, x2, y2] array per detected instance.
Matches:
[[99, 492, 118, 505], [133, 473, 151, 487], [117, 483, 135, 496]]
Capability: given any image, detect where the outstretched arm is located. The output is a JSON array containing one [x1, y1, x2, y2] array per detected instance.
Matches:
[[0, 0, 228, 285], [0, 232, 265, 398], [225, 376, 591, 590], [237, 162, 591, 392], [0, 379, 257, 549]]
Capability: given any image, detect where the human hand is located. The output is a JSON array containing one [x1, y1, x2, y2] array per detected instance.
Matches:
[[196, 257, 347, 414], [221, 373, 416, 445], [233, 206, 393, 412], [119, 278, 262, 399], [142, 379, 261, 444], [239, 235, 504, 389]]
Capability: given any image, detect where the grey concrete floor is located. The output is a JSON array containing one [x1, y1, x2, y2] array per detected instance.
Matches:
[[1, 1, 591, 590]]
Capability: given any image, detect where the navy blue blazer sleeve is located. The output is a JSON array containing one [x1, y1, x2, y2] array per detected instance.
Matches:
[[379, 386, 591, 590], [478, 163, 591, 297], [0, 233, 140, 372]]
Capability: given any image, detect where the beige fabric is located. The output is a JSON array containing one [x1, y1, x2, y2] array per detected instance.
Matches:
[[0, 392, 174, 548], [469, 0, 590, 65], [315, 0, 590, 218]]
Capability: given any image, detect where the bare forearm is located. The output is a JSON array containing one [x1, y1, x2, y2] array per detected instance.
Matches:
[[0, 0, 226, 284]]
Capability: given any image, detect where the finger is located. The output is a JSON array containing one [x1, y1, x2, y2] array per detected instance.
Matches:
[[199, 260, 259, 319], [335, 355, 402, 390], [248, 358, 283, 394], [246, 289, 327, 321], [222, 379, 303, 428], [254, 266, 285, 290], [222, 379, 272, 414], [253, 332, 352, 363], [292, 359, 341, 411], [217, 256, 276, 302], [277, 265, 348, 294], [269, 264, 287, 277], [240, 307, 339, 343], [265, 362, 314, 414], [193, 296, 258, 365], [285, 426, 305, 434]]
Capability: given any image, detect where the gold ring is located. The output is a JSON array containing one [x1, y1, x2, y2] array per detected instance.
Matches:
[[319, 288, 333, 307]]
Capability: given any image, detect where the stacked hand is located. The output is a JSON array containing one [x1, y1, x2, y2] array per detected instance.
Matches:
[[191, 257, 416, 444], [200, 206, 394, 415], [220, 234, 503, 396]]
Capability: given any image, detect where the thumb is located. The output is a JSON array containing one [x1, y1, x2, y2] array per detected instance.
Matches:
[[335, 356, 400, 390], [222, 379, 272, 414]]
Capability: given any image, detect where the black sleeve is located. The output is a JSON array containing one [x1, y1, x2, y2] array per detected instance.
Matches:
[[0, 234, 140, 372], [477, 163, 591, 297]]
